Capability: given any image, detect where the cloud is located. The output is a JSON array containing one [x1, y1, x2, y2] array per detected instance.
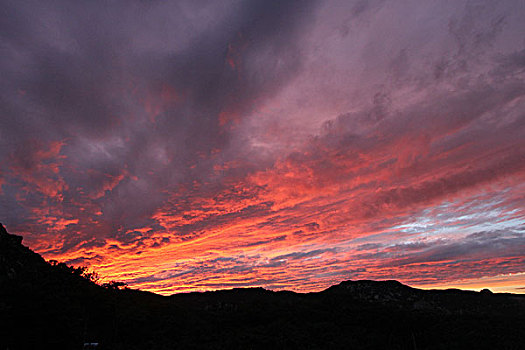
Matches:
[[1, 0, 319, 236], [1, 0, 524, 294]]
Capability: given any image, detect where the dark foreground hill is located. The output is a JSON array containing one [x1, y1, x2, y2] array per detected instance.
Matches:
[[1, 223, 524, 350]]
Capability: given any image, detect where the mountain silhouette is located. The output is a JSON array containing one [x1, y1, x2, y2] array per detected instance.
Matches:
[[1, 223, 524, 349]]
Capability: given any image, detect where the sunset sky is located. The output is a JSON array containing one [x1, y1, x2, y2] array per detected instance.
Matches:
[[1, 0, 525, 295]]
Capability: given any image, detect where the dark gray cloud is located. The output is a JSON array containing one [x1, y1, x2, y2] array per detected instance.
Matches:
[[367, 229, 525, 267], [1, 0, 319, 239], [270, 248, 337, 262]]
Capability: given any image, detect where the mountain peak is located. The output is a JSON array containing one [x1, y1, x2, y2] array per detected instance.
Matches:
[[0, 222, 9, 236], [323, 279, 422, 303]]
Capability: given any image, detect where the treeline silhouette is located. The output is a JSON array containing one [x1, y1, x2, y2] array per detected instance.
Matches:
[[1, 223, 524, 349]]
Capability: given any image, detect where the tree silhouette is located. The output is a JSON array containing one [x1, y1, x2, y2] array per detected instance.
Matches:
[[48, 260, 100, 283]]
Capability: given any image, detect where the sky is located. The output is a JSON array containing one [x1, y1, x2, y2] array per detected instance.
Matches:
[[1, 0, 525, 295]]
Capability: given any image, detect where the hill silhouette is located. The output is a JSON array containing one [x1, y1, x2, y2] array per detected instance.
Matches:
[[1, 223, 524, 349]]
